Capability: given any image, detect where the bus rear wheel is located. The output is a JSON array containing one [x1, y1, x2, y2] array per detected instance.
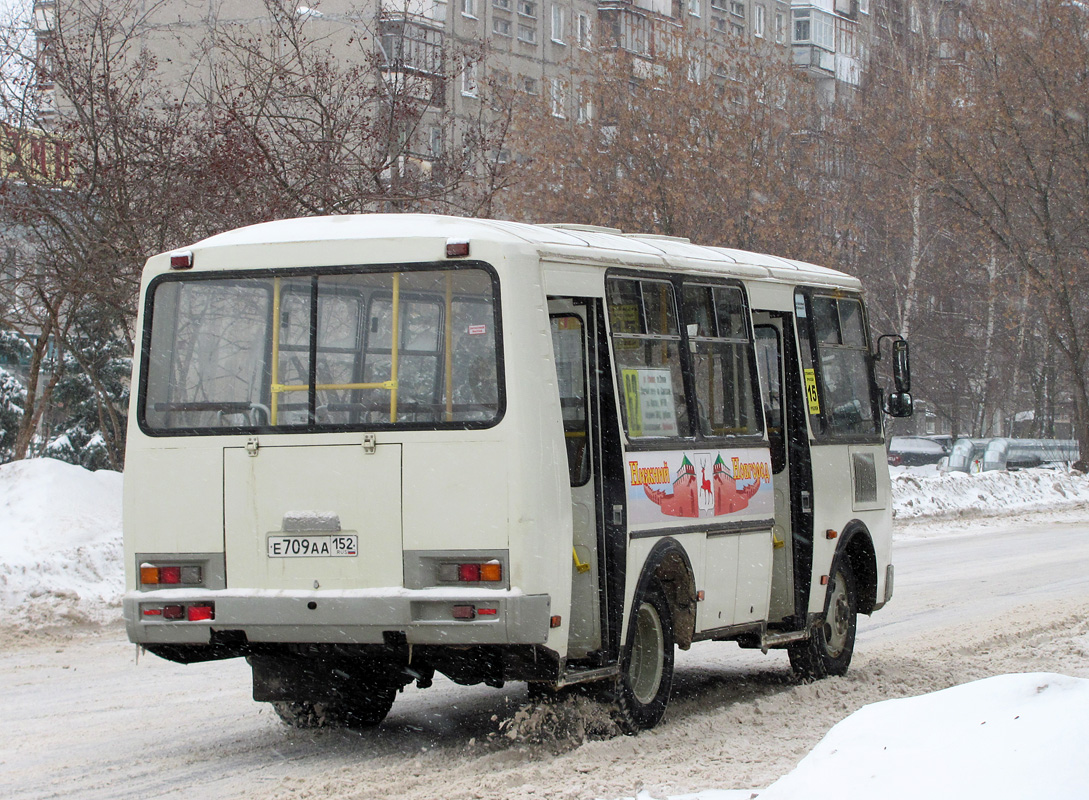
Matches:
[[789, 560, 858, 680], [271, 684, 397, 729], [611, 579, 674, 733]]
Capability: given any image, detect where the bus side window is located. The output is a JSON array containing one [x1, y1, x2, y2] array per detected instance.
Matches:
[[681, 283, 763, 439], [802, 293, 880, 438], [755, 326, 786, 474], [606, 277, 690, 439], [550, 314, 590, 486]]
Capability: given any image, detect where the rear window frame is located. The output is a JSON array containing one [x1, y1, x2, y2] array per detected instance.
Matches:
[[136, 259, 505, 437]]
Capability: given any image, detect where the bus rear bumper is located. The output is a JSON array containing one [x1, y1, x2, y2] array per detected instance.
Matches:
[[123, 588, 552, 647]]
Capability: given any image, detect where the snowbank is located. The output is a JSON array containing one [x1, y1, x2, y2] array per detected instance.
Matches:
[[0, 458, 123, 626], [618, 673, 1089, 800], [892, 464, 1089, 520], [755, 672, 1089, 800]]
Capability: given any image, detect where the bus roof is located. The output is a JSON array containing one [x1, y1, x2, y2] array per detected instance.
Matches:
[[183, 213, 862, 291]]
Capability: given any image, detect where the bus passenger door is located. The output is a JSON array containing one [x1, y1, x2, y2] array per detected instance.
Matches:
[[754, 314, 813, 626], [549, 299, 603, 660]]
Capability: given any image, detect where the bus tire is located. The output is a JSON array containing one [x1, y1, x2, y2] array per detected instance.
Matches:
[[271, 684, 397, 729], [789, 560, 858, 680], [612, 579, 675, 733]]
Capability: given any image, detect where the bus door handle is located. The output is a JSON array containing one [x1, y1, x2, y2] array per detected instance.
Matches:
[[800, 491, 812, 514], [612, 504, 624, 526]]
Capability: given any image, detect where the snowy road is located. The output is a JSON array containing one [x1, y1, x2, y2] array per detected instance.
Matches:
[[4, 512, 1089, 800]]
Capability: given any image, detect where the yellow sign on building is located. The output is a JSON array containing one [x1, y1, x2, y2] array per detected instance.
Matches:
[[0, 122, 72, 188]]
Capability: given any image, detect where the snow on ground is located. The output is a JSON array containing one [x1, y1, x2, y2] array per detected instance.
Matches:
[[756, 673, 1089, 800], [2, 457, 1089, 800], [0, 458, 123, 626]]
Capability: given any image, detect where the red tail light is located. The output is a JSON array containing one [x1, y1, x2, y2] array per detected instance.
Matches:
[[458, 563, 481, 582], [187, 605, 214, 621]]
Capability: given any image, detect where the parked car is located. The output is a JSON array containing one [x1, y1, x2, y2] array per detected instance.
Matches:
[[888, 436, 948, 467]]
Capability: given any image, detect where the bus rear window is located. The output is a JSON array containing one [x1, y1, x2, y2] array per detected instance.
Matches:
[[141, 265, 502, 433]]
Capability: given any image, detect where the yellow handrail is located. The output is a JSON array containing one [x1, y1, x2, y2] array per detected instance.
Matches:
[[390, 273, 401, 421], [444, 274, 454, 422], [268, 275, 403, 424], [271, 277, 282, 425], [272, 381, 397, 393]]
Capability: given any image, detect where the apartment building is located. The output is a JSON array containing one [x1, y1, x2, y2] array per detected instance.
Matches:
[[30, 0, 875, 161]]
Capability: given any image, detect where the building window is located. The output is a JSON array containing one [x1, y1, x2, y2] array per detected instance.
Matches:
[[687, 52, 702, 82], [793, 8, 834, 48], [815, 9, 834, 48], [619, 11, 652, 56], [427, 125, 444, 157], [494, 0, 511, 10], [859, 0, 869, 13], [550, 77, 567, 117], [518, 0, 537, 16], [461, 61, 479, 96], [577, 90, 593, 123], [518, 23, 538, 42], [793, 8, 809, 41], [577, 12, 591, 47], [493, 17, 512, 35], [521, 74, 539, 93], [551, 5, 566, 42], [688, 0, 700, 17], [729, 0, 744, 18], [775, 10, 785, 42], [461, 0, 476, 17], [754, 4, 764, 37]]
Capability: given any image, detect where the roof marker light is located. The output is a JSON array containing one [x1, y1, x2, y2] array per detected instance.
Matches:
[[446, 239, 470, 258], [170, 250, 194, 270]]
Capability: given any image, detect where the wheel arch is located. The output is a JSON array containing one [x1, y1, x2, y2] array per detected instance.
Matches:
[[836, 521, 878, 616], [629, 538, 697, 651]]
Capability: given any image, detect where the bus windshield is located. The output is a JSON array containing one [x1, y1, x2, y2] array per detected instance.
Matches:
[[141, 265, 501, 433]]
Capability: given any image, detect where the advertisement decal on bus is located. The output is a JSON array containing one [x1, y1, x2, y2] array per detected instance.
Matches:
[[626, 449, 774, 524]]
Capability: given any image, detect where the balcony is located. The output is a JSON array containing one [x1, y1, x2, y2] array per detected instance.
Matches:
[[378, 16, 445, 77], [792, 44, 835, 76]]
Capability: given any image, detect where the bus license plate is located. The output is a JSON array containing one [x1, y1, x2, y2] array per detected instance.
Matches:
[[267, 534, 358, 558]]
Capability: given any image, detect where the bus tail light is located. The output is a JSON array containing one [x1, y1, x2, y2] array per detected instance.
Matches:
[[440, 561, 502, 583], [458, 563, 480, 582], [452, 604, 475, 620], [139, 563, 203, 587], [187, 605, 214, 621], [143, 603, 215, 621]]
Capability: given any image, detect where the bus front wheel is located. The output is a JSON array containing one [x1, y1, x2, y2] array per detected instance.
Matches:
[[612, 579, 675, 733], [789, 560, 858, 680]]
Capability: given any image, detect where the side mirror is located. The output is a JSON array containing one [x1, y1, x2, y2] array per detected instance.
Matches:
[[885, 390, 913, 418], [892, 339, 910, 394]]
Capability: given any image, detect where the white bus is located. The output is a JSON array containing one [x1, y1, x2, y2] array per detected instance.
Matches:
[[123, 214, 912, 732]]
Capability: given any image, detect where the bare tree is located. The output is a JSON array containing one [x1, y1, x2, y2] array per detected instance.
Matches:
[[503, 37, 819, 256], [931, 0, 1089, 452]]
